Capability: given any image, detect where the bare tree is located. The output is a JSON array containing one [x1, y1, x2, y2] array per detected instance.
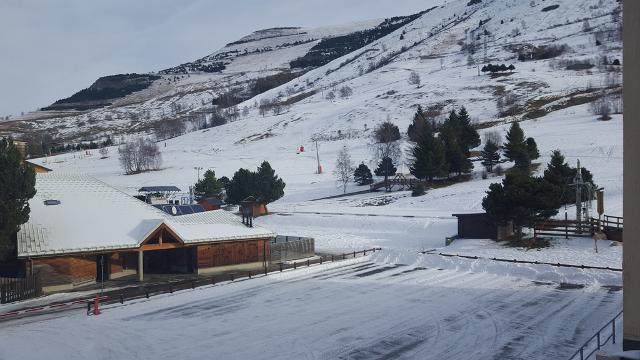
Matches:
[[242, 106, 250, 117], [334, 145, 354, 194], [590, 97, 612, 121], [156, 118, 186, 140], [483, 130, 503, 147], [408, 71, 421, 87], [118, 138, 162, 175]]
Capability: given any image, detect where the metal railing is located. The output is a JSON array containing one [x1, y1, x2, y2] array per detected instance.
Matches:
[[86, 248, 381, 314], [567, 310, 623, 360]]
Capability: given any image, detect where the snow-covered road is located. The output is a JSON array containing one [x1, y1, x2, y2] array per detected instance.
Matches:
[[0, 257, 621, 360]]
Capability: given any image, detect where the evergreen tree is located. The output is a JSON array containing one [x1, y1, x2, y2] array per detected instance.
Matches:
[[0, 138, 36, 261], [440, 126, 472, 177], [526, 137, 540, 160], [407, 106, 428, 142], [374, 157, 397, 178], [255, 161, 286, 203], [503, 122, 532, 171], [503, 122, 525, 161], [193, 169, 224, 200], [456, 106, 481, 154], [543, 150, 595, 205], [410, 123, 448, 181], [354, 163, 374, 185], [480, 140, 501, 172], [225, 168, 256, 204], [482, 171, 561, 240]]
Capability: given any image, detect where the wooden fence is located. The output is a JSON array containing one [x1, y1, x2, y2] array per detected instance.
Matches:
[[534, 214, 624, 241], [0, 272, 42, 304], [534, 217, 594, 239]]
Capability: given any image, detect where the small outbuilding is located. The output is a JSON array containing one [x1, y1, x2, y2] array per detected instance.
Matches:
[[198, 197, 224, 211], [452, 213, 513, 241]]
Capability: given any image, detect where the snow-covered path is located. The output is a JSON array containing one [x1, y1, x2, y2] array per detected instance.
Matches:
[[0, 257, 621, 360]]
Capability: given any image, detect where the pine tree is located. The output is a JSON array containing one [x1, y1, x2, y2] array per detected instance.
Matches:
[[503, 122, 526, 162], [456, 106, 481, 154], [543, 150, 596, 205], [354, 163, 373, 185], [481, 141, 501, 172], [441, 126, 472, 177], [374, 157, 397, 178], [0, 138, 36, 261], [482, 171, 561, 240], [410, 123, 448, 181], [526, 137, 540, 160], [407, 106, 428, 142], [255, 161, 286, 203], [193, 169, 224, 200], [503, 122, 532, 171], [225, 168, 256, 204]]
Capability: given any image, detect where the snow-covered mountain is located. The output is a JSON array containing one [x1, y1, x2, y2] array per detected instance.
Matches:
[[2, 0, 621, 146]]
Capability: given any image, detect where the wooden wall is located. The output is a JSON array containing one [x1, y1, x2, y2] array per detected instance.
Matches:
[[33, 255, 96, 286], [197, 239, 270, 269]]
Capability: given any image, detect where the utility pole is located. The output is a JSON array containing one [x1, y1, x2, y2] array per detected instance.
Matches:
[[575, 160, 583, 233], [315, 140, 322, 174], [194, 166, 203, 181]]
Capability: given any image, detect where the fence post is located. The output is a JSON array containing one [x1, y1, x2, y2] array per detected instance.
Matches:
[[279, 263, 283, 272], [342, 253, 345, 260], [353, 251, 356, 258], [364, 249, 367, 256], [294, 262, 297, 270], [120, 294, 124, 304], [580, 348, 584, 360], [565, 212, 569, 239], [331, 255, 334, 262], [307, 260, 310, 267], [320, 257, 323, 264], [613, 318, 616, 344], [597, 332, 601, 350]]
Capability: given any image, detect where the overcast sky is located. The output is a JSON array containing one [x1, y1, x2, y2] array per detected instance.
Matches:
[[0, 0, 445, 116]]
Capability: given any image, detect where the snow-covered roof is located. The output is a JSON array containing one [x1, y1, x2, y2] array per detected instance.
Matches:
[[17, 173, 275, 258]]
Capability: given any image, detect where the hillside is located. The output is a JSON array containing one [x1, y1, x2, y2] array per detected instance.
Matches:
[[2, 0, 621, 147]]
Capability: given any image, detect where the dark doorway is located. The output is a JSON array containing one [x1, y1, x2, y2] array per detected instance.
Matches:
[[143, 248, 195, 274]]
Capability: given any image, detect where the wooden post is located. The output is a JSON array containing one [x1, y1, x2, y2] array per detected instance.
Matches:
[[138, 251, 144, 282], [565, 212, 569, 239]]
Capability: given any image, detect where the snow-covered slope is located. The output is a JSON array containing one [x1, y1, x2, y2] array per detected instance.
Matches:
[[3, 0, 621, 145]]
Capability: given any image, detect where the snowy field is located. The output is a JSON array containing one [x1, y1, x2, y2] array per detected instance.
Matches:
[[0, 257, 622, 360]]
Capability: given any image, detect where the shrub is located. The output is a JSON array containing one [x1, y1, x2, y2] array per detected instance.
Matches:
[[412, 183, 426, 197]]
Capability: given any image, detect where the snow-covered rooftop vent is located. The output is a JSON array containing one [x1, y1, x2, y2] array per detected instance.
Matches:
[[43, 199, 61, 206]]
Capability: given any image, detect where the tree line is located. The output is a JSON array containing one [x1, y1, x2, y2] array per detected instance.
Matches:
[[192, 161, 285, 205]]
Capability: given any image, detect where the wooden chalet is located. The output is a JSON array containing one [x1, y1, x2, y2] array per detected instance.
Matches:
[[17, 173, 275, 293]]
